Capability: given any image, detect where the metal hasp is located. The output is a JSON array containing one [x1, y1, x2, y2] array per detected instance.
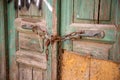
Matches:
[[15, 18, 46, 53], [81, 30, 105, 38], [61, 30, 105, 41]]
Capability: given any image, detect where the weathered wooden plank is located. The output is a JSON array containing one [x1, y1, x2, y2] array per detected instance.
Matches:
[[10, 58, 19, 80], [22, 18, 41, 23], [74, 0, 98, 23], [75, 0, 95, 20], [7, 1, 16, 80], [0, 0, 6, 80], [110, 31, 120, 62], [90, 58, 120, 80], [16, 50, 47, 70], [52, 0, 58, 80], [33, 68, 43, 80], [73, 41, 112, 60], [94, 0, 99, 23], [61, 50, 90, 80], [99, 0, 111, 21], [70, 23, 116, 30], [42, 70, 47, 80], [61, 0, 73, 50], [19, 32, 43, 52], [118, 0, 120, 24], [99, 0, 116, 24], [19, 64, 32, 80]]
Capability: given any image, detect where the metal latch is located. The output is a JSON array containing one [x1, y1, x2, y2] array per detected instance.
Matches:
[[80, 30, 105, 38]]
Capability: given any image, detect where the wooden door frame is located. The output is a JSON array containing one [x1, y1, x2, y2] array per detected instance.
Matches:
[[46, 0, 61, 80], [0, 0, 7, 80], [0, 0, 15, 80]]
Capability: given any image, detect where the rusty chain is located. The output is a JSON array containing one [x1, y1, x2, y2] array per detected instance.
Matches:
[[32, 25, 85, 60], [30, 25, 105, 80], [31, 25, 105, 60], [31, 25, 86, 80]]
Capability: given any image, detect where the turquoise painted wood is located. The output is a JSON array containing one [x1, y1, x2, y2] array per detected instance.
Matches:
[[7, 1, 16, 80], [74, 0, 98, 23], [0, 0, 6, 80], [0, 0, 119, 80], [45, 0, 60, 80], [4, 0, 59, 80], [7, 0, 16, 65], [117, 0, 120, 24], [45, 1, 52, 80], [74, 0, 117, 24], [75, 0, 95, 19], [99, 0, 116, 24], [99, 0, 111, 21], [61, 0, 120, 62]]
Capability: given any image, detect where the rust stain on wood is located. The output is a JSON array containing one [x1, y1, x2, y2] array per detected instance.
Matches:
[[61, 50, 120, 80]]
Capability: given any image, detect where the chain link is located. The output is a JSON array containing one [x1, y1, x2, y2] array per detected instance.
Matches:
[[32, 25, 85, 60], [31, 25, 103, 80]]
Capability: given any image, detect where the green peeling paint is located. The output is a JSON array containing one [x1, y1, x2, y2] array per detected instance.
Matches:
[[7, 1, 16, 67]]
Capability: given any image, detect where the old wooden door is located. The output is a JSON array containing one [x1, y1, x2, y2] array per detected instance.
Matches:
[[7, 0, 59, 80], [0, 0, 58, 80], [14, 2, 48, 80], [60, 0, 120, 79], [61, 0, 120, 63]]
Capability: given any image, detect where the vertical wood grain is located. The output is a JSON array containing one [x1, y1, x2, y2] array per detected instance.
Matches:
[[0, 0, 6, 80], [19, 64, 32, 80], [74, 0, 99, 23], [43, 70, 47, 80], [99, 0, 116, 24], [10, 59, 19, 80], [117, 0, 120, 24], [75, 0, 95, 20], [99, 0, 111, 21], [33, 68, 43, 80], [52, 0, 58, 80], [7, 1, 16, 80]]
